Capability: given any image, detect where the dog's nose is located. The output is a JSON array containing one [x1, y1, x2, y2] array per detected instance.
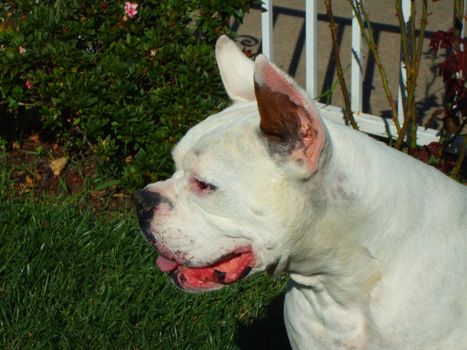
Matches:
[[133, 189, 161, 223]]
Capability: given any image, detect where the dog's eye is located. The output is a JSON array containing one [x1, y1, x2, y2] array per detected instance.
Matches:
[[191, 176, 217, 194]]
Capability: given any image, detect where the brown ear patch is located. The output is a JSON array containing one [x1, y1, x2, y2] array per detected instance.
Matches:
[[253, 56, 326, 174], [255, 81, 302, 151]]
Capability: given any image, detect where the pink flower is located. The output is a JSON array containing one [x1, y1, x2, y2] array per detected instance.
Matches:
[[19, 46, 27, 55], [25, 80, 32, 90], [124, 2, 139, 18]]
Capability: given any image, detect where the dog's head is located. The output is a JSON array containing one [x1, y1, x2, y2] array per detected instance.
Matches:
[[134, 36, 329, 292]]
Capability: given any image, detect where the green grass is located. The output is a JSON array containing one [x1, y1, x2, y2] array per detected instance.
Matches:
[[0, 158, 289, 349]]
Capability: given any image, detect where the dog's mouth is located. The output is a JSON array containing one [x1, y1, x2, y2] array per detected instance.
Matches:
[[155, 248, 255, 292]]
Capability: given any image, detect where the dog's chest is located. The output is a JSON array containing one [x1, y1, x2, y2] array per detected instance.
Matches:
[[284, 282, 368, 350]]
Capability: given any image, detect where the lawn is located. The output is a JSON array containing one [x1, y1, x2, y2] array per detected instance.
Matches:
[[0, 159, 290, 349]]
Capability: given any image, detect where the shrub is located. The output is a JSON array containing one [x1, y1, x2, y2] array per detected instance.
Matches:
[[0, 1, 253, 188]]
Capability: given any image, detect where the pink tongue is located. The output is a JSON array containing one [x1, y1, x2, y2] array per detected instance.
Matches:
[[156, 255, 179, 272]]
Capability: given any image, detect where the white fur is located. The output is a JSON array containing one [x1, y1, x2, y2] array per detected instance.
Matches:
[[215, 35, 255, 103], [143, 36, 467, 349]]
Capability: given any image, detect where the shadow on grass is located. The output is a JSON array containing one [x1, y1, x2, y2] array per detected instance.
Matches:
[[235, 292, 292, 350]]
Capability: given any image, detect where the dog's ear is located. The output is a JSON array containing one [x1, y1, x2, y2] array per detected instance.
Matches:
[[254, 55, 326, 176], [215, 35, 255, 103]]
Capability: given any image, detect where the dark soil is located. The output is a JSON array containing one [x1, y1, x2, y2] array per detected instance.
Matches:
[[3, 133, 131, 212]]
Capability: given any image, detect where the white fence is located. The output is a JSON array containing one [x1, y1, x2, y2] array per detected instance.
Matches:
[[260, 0, 465, 146]]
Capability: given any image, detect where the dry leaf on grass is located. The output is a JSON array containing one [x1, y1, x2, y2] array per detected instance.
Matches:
[[49, 156, 68, 176]]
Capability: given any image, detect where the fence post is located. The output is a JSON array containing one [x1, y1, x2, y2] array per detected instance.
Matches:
[[306, 0, 318, 99], [397, 0, 411, 127], [351, 0, 363, 113], [261, 0, 274, 60]]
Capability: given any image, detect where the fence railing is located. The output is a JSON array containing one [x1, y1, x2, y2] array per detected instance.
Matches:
[[260, 0, 465, 146]]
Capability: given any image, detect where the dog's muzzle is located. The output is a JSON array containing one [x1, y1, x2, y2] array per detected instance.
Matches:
[[133, 189, 162, 242], [133, 189, 175, 241], [133, 189, 161, 221]]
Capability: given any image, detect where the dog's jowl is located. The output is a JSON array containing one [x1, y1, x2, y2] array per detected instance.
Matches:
[[134, 36, 467, 350]]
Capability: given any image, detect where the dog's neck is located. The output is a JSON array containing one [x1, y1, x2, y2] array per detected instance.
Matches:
[[284, 120, 389, 305]]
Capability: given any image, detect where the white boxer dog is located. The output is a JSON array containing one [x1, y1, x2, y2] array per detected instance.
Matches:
[[134, 35, 467, 349]]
